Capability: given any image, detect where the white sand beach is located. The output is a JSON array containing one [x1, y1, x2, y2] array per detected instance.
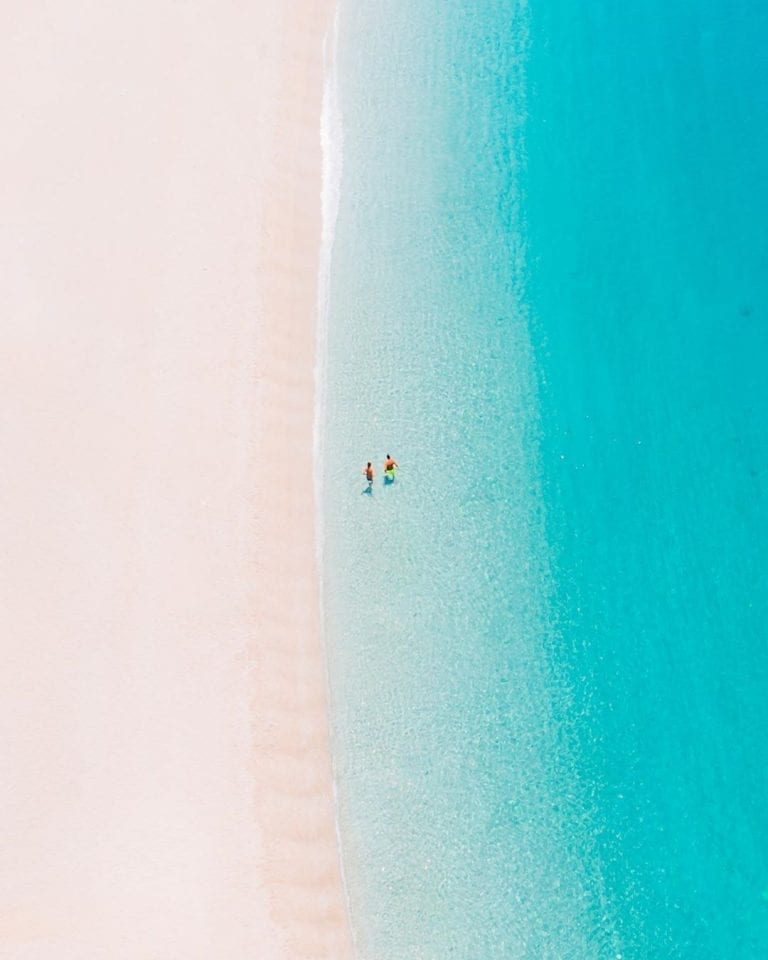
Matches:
[[0, 2, 351, 958]]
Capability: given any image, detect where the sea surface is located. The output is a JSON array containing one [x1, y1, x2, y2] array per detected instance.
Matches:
[[320, 2, 768, 957]]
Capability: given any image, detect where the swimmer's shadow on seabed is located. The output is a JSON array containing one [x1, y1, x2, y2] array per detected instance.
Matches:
[[362, 476, 396, 494]]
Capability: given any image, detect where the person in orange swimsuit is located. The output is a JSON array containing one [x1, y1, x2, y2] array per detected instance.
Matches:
[[363, 461, 375, 487]]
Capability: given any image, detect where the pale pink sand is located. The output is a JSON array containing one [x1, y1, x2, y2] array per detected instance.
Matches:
[[0, 3, 351, 959]]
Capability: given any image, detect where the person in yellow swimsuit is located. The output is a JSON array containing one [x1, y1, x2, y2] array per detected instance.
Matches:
[[383, 454, 398, 481]]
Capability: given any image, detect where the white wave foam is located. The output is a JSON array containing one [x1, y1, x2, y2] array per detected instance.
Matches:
[[315, 7, 358, 954], [314, 4, 344, 562]]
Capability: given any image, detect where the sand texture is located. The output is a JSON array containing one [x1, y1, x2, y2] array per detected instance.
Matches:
[[0, 2, 351, 958]]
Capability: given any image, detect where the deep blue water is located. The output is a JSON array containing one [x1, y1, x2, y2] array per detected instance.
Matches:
[[322, 1, 768, 957], [526, 2, 768, 956]]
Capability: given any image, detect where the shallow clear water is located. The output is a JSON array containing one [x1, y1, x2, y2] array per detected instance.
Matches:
[[321, 1, 768, 957]]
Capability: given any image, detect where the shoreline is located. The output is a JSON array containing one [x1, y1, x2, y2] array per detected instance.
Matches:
[[318, 7, 355, 953], [252, 1, 354, 957]]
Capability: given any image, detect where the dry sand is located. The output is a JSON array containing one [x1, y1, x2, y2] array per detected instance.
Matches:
[[0, 2, 352, 958]]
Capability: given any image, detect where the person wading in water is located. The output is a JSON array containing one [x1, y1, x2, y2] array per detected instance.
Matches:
[[383, 454, 398, 481]]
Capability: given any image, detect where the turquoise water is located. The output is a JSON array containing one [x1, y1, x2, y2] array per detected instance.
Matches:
[[322, 1, 768, 957]]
